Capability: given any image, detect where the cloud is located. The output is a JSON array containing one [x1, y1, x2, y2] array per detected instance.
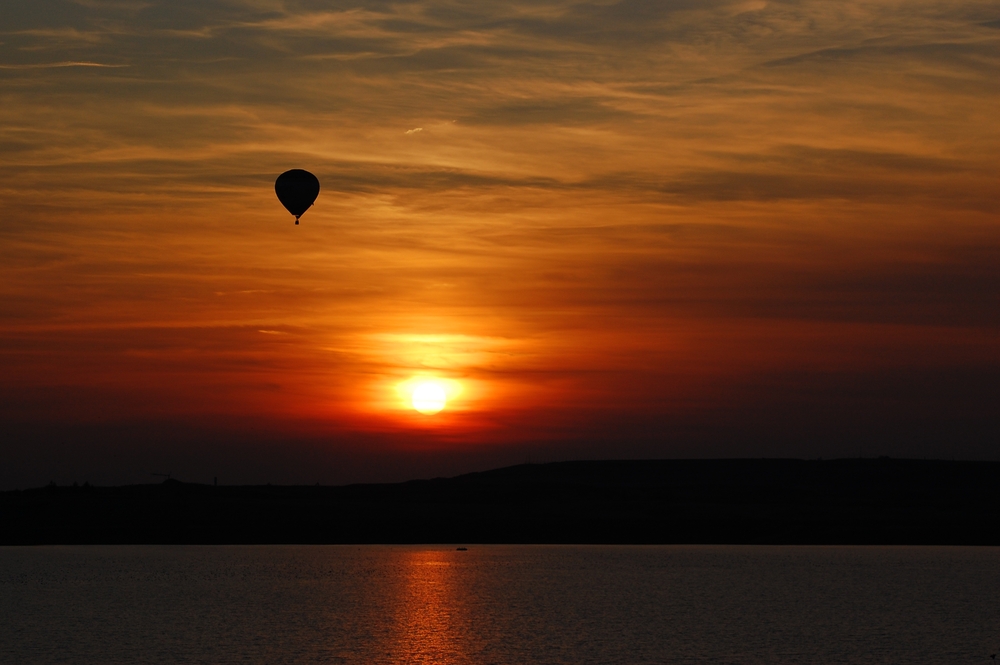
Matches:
[[0, 61, 126, 68], [9, 27, 107, 43]]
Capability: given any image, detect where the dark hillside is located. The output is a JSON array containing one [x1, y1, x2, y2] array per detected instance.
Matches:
[[2, 459, 998, 545]]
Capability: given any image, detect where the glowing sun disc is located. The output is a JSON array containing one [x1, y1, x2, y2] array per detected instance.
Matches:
[[411, 381, 447, 414]]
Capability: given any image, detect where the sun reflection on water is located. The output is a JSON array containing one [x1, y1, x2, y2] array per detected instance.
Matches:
[[385, 549, 470, 664]]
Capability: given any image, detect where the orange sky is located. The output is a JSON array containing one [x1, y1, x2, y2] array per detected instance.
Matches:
[[1, 0, 998, 487]]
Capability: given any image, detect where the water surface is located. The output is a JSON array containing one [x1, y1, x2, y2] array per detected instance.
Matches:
[[1, 545, 997, 664]]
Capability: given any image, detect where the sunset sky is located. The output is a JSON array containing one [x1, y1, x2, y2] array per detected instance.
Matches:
[[1, 0, 998, 487]]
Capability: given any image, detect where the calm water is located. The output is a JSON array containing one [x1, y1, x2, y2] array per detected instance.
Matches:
[[1, 545, 997, 664]]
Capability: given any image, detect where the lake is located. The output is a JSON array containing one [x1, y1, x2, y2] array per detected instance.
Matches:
[[1, 545, 997, 663]]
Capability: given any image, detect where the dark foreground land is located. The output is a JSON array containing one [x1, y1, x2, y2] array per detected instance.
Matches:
[[2, 459, 999, 545]]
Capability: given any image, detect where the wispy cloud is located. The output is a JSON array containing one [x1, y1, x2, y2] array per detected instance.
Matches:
[[0, 61, 126, 69]]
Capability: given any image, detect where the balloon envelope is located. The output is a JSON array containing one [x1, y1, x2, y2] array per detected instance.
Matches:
[[275, 169, 320, 222]]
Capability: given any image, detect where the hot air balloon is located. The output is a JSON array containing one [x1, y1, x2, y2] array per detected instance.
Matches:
[[275, 169, 320, 225]]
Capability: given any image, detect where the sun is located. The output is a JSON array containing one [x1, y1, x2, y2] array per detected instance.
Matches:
[[395, 376, 462, 416], [411, 380, 448, 415]]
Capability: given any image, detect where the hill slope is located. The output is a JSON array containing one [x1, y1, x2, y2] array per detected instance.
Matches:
[[2, 459, 998, 545]]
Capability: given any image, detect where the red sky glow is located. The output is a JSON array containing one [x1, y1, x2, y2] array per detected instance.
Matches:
[[1, 0, 998, 487]]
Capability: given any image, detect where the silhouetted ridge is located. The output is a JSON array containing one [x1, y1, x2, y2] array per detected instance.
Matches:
[[2, 459, 998, 545]]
